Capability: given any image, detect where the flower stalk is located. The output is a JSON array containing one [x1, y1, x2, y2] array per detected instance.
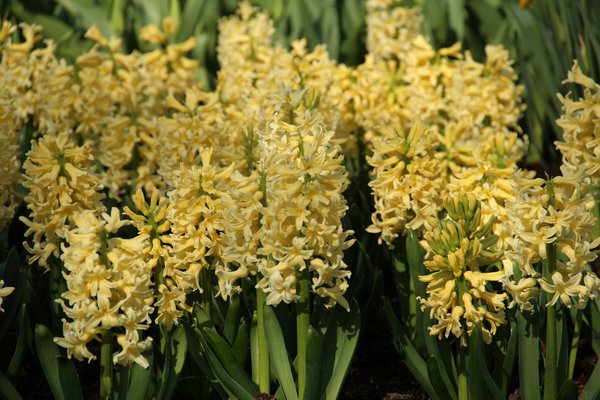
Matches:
[[100, 331, 113, 399], [296, 267, 310, 400], [544, 179, 558, 400], [256, 289, 270, 394], [568, 308, 583, 379]]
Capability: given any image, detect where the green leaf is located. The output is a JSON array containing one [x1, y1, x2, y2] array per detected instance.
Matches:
[[184, 326, 229, 399], [362, 269, 383, 325], [406, 230, 427, 350], [177, 0, 207, 41], [156, 326, 187, 400], [557, 306, 569, 386], [517, 309, 541, 400], [581, 356, 600, 400], [126, 350, 153, 400], [498, 321, 518, 396], [110, 0, 124, 36], [423, 327, 457, 398], [202, 328, 258, 395], [324, 299, 361, 400], [0, 369, 22, 400], [303, 327, 322, 400], [250, 313, 259, 385], [169, 0, 181, 31], [232, 319, 249, 367], [427, 355, 454, 400], [196, 328, 256, 400], [591, 299, 600, 357], [6, 305, 28, 380], [264, 305, 298, 400], [470, 327, 503, 400], [55, 0, 114, 36], [34, 324, 83, 400], [133, 0, 168, 25], [223, 294, 241, 345], [383, 298, 436, 399], [448, 0, 466, 40], [193, 303, 214, 331], [0, 249, 26, 343], [556, 379, 577, 400]]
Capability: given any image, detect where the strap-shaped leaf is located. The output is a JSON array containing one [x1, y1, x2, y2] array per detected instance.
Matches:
[[202, 327, 258, 395], [0, 369, 22, 400], [516, 309, 542, 400], [176, 0, 208, 41], [223, 294, 241, 345], [126, 350, 154, 400], [7, 305, 28, 379], [581, 356, 600, 400], [383, 298, 436, 399], [35, 324, 83, 400], [184, 326, 229, 400], [250, 313, 259, 385], [196, 328, 256, 400], [556, 379, 577, 400], [303, 326, 322, 400], [232, 319, 249, 366], [56, 0, 113, 36], [423, 328, 457, 398], [406, 230, 427, 351], [156, 326, 187, 400], [470, 327, 503, 400], [193, 303, 214, 331], [427, 355, 454, 400], [493, 320, 518, 397], [324, 299, 360, 400], [264, 305, 298, 400]]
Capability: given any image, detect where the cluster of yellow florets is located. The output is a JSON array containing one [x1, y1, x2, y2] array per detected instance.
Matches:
[[364, 0, 600, 346], [254, 86, 354, 309], [20, 132, 105, 269], [5, 0, 600, 362], [363, 0, 527, 247], [0, 22, 75, 229], [504, 167, 600, 310], [555, 61, 600, 182], [419, 193, 507, 345], [56, 209, 154, 367], [11, 2, 356, 354]]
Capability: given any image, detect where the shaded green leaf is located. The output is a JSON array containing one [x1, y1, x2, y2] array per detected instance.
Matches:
[[34, 324, 83, 400], [324, 299, 361, 400], [264, 305, 298, 400], [383, 298, 436, 399], [202, 328, 258, 395], [126, 350, 153, 400]]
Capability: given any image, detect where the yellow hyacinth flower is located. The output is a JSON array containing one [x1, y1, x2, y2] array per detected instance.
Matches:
[[419, 193, 507, 345], [56, 209, 154, 367], [20, 132, 105, 269]]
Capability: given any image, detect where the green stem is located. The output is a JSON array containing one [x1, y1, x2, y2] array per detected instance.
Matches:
[[200, 268, 212, 320], [456, 275, 469, 400], [256, 289, 270, 394], [545, 303, 558, 400], [568, 308, 583, 379], [117, 364, 129, 398], [544, 242, 558, 400], [458, 342, 468, 400], [296, 268, 310, 400], [100, 331, 113, 399], [408, 276, 417, 340]]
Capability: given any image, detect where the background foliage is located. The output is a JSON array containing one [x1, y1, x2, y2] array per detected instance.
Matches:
[[2, 0, 598, 167]]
